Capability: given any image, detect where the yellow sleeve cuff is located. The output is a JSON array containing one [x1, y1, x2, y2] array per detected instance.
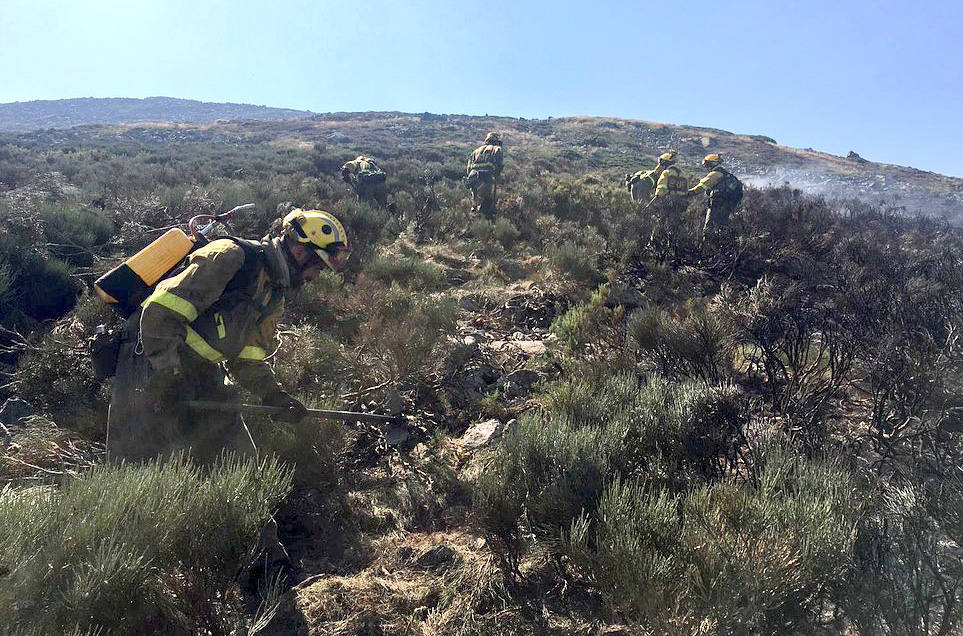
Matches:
[[238, 345, 267, 361]]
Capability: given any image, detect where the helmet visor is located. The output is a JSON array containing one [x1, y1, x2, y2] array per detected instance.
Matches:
[[316, 242, 351, 272]]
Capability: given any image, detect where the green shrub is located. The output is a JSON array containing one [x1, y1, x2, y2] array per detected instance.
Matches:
[[283, 267, 346, 329], [474, 414, 610, 572], [564, 478, 684, 620], [492, 217, 521, 249], [627, 378, 748, 484], [549, 284, 617, 351], [628, 300, 736, 385], [248, 401, 346, 490], [539, 366, 638, 431], [336, 198, 400, 268], [0, 454, 293, 634], [563, 443, 861, 632], [363, 254, 445, 291], [357, 283, 457, 384], [468, 218, 500, 254], [548, 240, 602, 284], [271, 323, 350, 394], [679, 445, 861, 632], [38, 203, 115, 267], [475, 372, 750, 571], [533, 213, 605, 253], [0, 233, 79, 325]]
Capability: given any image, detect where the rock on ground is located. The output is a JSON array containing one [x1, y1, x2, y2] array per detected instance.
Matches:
[[498, 368, 543, 399], [457, 419, 505, 449], [414, 543, 457, 571]]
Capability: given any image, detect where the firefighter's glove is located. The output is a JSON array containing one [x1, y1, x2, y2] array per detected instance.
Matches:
[[145, 367, 184, 413], [263, 389, 309, 423]]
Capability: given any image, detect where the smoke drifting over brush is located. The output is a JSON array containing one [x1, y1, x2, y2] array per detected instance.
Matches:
[[741, 168, 841, 197], [739, 164, 963, 219], [742, 168, 835, 195]]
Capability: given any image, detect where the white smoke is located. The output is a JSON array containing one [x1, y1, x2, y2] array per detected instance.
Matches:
[[736, 164, 962, 218]]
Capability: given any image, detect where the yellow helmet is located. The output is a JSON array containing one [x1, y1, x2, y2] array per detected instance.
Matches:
[[283, 208, 351, 271], [702, 153, 722, 168], [659, 150, 677, 164]]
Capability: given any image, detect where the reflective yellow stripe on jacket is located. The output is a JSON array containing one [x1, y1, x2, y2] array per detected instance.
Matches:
[[143, 289, 226, 363], [185, 326, 226, 363], [144, 289, 199, 322]]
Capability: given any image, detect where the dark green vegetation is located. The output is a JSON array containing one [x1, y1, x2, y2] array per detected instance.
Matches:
[[1, 114, 962, 634]]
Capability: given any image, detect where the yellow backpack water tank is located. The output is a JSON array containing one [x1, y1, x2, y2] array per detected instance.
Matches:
[[95, 228, 195, 316]]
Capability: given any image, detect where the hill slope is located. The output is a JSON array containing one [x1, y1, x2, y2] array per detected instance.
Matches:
[[1, 100, 960, 220], [2, 100, 963, 634], [0, 96, 314, 131]]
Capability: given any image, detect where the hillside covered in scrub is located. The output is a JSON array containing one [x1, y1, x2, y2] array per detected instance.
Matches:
[[1, 101, 962, 220], [1, 111, 963, 634]]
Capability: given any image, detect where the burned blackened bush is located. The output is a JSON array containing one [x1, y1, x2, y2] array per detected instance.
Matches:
[[715, 276, 857, 450]]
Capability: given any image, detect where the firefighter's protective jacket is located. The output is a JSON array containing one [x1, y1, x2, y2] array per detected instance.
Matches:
[[138, 237, 290, 399], [654, 165, 688, 198], [467, 144, 504, 177], [688, 169, 726, 196]]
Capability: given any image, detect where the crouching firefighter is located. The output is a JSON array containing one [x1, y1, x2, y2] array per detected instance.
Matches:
[[106, 208, 351, 464], [341, 154, 390, 209]]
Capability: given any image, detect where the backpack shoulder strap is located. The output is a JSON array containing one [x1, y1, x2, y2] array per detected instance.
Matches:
[[223, 237, 267, 295]]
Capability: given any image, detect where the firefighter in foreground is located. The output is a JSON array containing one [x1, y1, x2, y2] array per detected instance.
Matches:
[[107, 209, 351, 463], [645, 150, 689, 248], [341, 154, 389, 208], [465, 132, 504, 218], [106, 208, 349, 584], [687, 153, 744, 238], [624, 151, 675, 206]]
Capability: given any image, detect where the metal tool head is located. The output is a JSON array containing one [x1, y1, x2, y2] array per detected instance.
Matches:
[[385, 419, 410, 446]]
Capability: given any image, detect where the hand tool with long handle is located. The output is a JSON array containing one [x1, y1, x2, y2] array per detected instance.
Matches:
[[186, 400, 409, 444]]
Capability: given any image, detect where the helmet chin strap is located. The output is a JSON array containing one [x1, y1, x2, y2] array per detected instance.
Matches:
[[317, 249, 336, 272], [282, 240, 310, 289]]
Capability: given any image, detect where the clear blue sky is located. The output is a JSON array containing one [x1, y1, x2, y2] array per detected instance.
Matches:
[[2, 0, 961, 176]]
